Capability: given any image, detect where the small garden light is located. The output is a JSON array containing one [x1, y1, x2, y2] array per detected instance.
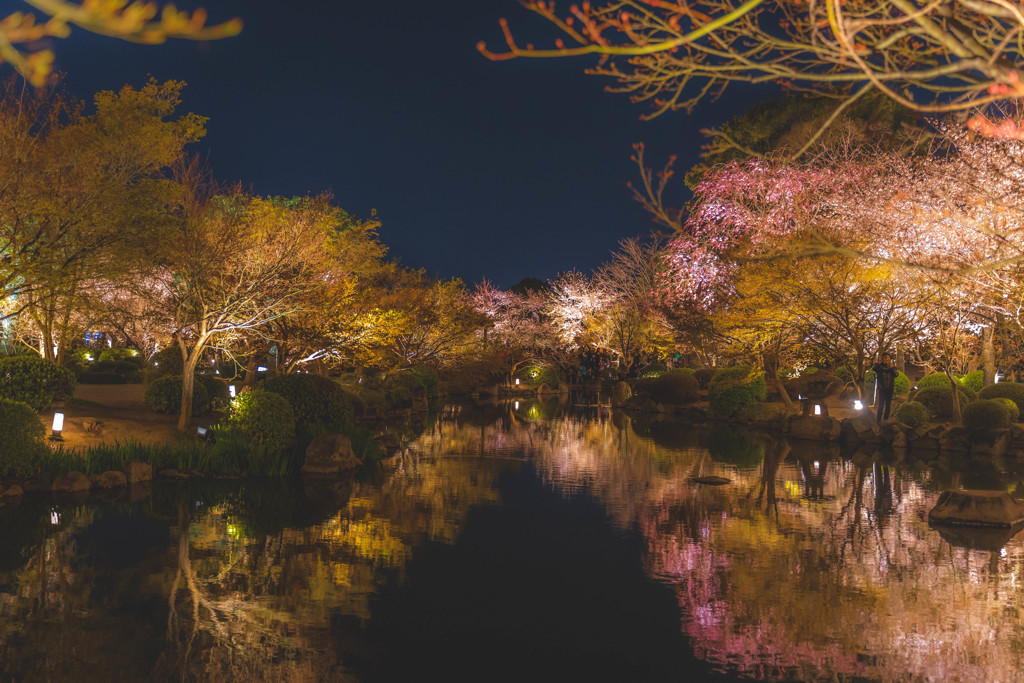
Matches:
[[854, 399, 863, 411], [515, 378, 520, 386], [50, 412, 64, 442], [229, 384, 237, 398], [196, 426, 214, 442], [814, 404, 822, 416], [514, 400, 520, 410]]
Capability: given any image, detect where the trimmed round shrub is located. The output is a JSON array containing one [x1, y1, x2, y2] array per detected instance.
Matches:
[[978, 382, 1024, 411], [893, 401, 929, 429], [913, 385, 976, 420], [639, 362, 668, 378], [917, 372, 953, 390], [962, 399, 1014, 431], [865, 369, 912, 396], [709, 366, 767, 417], [693, 367, 715, 389], [228, 389, 295, 451], [262, 373, 356, 426], [633, 369, 700, 404], [0, 398, 48, 477], [78, 371, 127, 385], [959, 370, 985, 393], [0, 355, 77, 411], [996, 398, 1020, 422], [98, 348, 144, 367], [144, 375, 209, 415], [195, 374, 231, 410]]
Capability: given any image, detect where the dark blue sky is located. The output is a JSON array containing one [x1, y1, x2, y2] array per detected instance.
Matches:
[[54, 1, 760, 286]]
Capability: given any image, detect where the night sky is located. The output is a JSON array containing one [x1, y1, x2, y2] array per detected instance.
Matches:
[[53, 1, 764, 286]]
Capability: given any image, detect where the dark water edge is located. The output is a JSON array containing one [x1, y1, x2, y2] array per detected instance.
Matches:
[[4, 400, 1024, 682]]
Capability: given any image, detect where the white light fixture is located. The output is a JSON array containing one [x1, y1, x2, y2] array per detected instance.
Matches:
[[515, 378, 520, 386], [50, 511, 60, 526], [257, 366, 268, 372], [228, 385, 236, 398], [50, 412, 64, 442], [813, 460, 820, 473], [197, 426, 213, 441], [814, 404, 822, 416], [854, 399, 863, 411], [514, 401, 520, 410], [996, 373, 1003, 384], [798, 394, 803, 400]]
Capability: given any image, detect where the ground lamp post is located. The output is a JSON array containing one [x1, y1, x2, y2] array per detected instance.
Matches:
[[50, 412, 64, 442]]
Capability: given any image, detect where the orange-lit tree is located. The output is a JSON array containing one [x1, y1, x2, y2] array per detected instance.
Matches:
[[1, 1, 240, 85]]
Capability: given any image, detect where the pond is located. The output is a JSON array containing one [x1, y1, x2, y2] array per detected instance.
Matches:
[[3, 398, 1024, 682]]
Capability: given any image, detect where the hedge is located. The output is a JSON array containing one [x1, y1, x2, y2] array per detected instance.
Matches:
[[913, 385, 977, 419], [962, 399, 1014, 431], [708, 366, 767, 417], [893, 401, 929, 429], [262, 373, 357, 426], [632, 369, 700, 404], [0, 398, 48, 476], [0, 355, 77, 411], [978, 382, 1024, 411], [144, 375, 210, 415]]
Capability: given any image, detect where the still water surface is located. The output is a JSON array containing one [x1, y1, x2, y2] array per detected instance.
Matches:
[[3, 400, 1024, 682]]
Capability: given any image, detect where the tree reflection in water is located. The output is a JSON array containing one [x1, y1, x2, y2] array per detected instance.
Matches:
[[2, 403, 1024, 681]]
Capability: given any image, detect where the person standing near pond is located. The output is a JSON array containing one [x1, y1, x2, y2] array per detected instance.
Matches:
[[872, 353, 898, 423]]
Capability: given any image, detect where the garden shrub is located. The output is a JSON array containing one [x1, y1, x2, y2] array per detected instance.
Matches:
[[708, 366, 767, 417], [195, 374, 231, 410], [913, 385, 977, 419], [262, 373, 356, 426], [78, 371, 128, 385], [996, 398, 1020, 422], [959, 370, 985, 393], [639, 362, 668, 378], [0, 398, 48, 477], [635, 369, 700, 404], [917, 372, 953, 390], [144, 375, 210, 415], [98, 348, 144, 367], [228, 389, 296, 452], [145, 346, 183, 381], [893, 401, 929, 429], [962, 399, 1014, 431], [693, 367, 715, 389], [411, 364, 442, 398], [978, 382, 1024, 411], [0, 355, 77, 411], [865, 369, 912, 396]]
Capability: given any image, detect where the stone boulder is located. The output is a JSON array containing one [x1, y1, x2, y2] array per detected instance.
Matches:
[[908, 424, 943, 451], [92, 470, 128, 489], [0, 485, 23, 498], [840, 416, 882, 444], [939, 426, 971, 454], [789, 415, 842, 441], [611, 381, 632, 406], [303, 433, 362, 475], [52, 471, 91, 493], [121, 460, 153, 484], [929, 489, 1024, 527], [970, 429, 1011, 458]]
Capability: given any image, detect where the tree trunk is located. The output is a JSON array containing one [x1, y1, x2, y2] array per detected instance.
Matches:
[[896, 347, 906, 374], [946, 368, 962, 423], [177, 353, 201, 432], [982, 326, 996, 386]]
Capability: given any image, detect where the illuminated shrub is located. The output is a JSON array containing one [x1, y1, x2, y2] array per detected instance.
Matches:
[[145, 346, 183, 381], [639, 362, 668, 378], [996, 398, 1020, 422], [0, 398, 48, 476], [632, 369, 700, 404], [959, 370, 985, 392], [962, 399, 1014, 431], [195, 375, 231, 410], [98, 348, 145, 367], [709, 366, 767, 417], [865, 369, 912, 396], [917, 372, 953, 390], [912, 385, 976, 420], [228, 389, 295, 452], [144, 375, 209, 415], [893, 401, 929, 429], [262, 373, 356, 426], [978, 382, 1024, 412], [0, 355, 77, 411]]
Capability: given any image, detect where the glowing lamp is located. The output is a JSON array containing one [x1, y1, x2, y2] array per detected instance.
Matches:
[[515, 378, 520, 386], [257, 366, 268, 372], [854, 399, 863, 411], [197, 426, 213, 442], [813, 460, 820, 473], [50, 412, 64, 441], [50, 511, 60, 526], [228, 385, 237, 398], [514, 401, 520, 410], [814, 404, 822, 416], [996, 373, 1003, 384]]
